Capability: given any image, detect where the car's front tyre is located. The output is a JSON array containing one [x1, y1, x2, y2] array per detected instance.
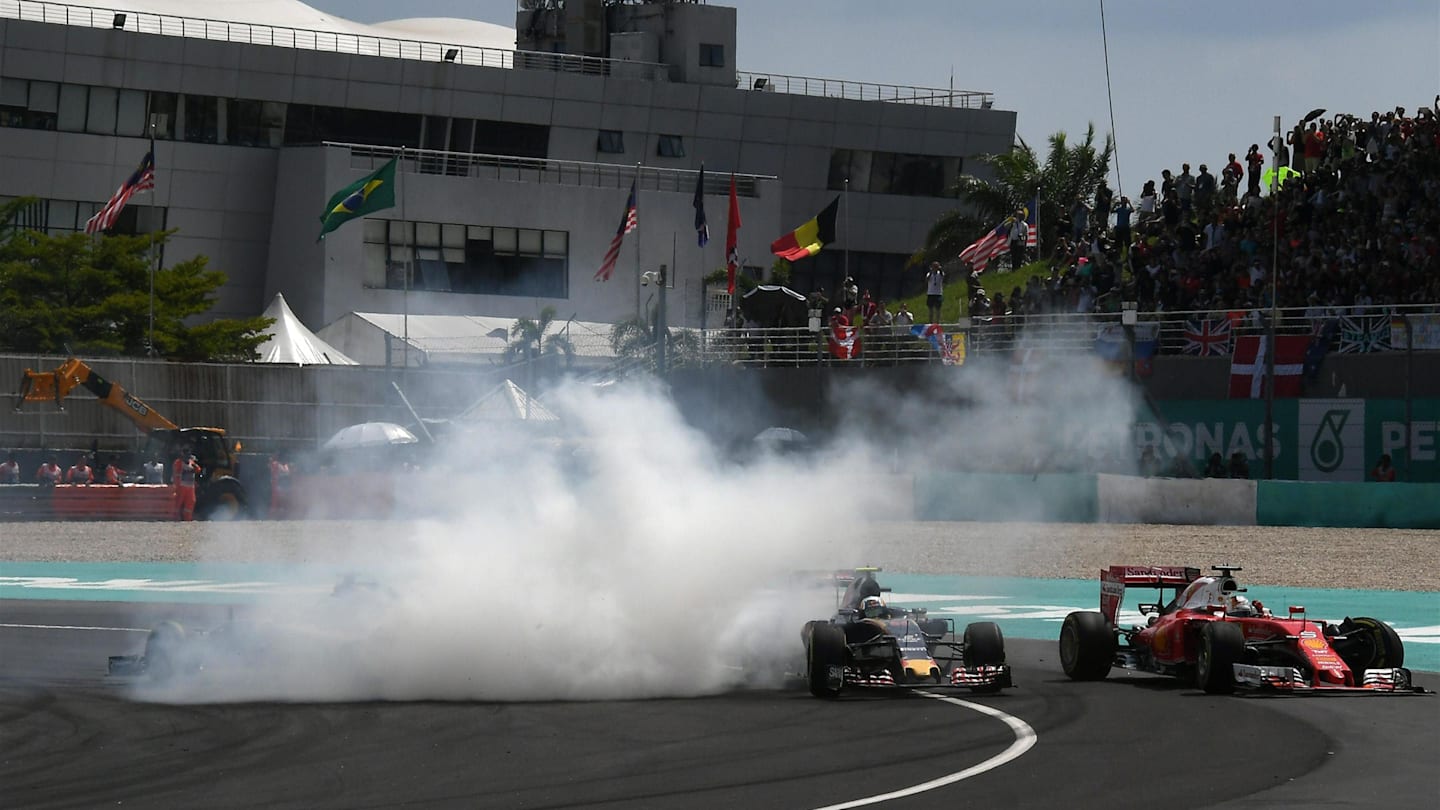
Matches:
[[807, 623, 847, 699], [1197, 621, 1244, 694], [1334, 616, 1405, 671]]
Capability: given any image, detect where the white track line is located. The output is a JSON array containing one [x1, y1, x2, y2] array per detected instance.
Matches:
[[809, 692, 1037, 810], [0, 623, 148, 632]]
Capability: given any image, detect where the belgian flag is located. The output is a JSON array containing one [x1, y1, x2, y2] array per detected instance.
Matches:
[[318, 158, 397, 240], [770, 196, 839, 261]]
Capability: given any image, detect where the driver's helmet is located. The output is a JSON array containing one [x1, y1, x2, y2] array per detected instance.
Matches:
[[860, 596, 886, 618], [1227, 594, 1254, 616]]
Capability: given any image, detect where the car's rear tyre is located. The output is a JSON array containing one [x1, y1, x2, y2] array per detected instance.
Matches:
[[807, 623, 847, 699], [1059, 611, 1114, 681], [144, 620, 186, 681], [1197, 621, 1244, 694], [1336, 616, 1405, 671]]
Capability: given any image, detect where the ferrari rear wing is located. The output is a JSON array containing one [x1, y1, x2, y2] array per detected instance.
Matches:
[[1100, 566, 1201, 624]]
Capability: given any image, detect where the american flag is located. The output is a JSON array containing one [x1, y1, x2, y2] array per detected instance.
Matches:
[[1183, 318, 1232, 356], [957, 219, 1011, 272], [594, 181, 638, 282], [85, 151, 156, 234]]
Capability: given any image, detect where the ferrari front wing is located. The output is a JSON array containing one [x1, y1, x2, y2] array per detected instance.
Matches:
[[1232, 664, 1429, 694]]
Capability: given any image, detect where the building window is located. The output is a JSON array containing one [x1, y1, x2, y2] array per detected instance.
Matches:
[[367, 219, 569, 299], [110, 203, 166, 236], [597, 129, 624, 154], [184, 95, 220, 144], [0, 79, 58, 131], [831, 148, 957, 198], [227, 99, 286, 147], [85, 86, 118, 135], [57, 84, 87, 131], [148, 91, 177, 139], [284, 104, 422, 149], [656, 134, 685, 158], [0, 196, 166, 239], [116, 89, 147, 137], [699, 43, 725, 67]]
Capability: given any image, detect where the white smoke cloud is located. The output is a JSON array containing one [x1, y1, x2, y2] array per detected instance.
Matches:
[[132, 379, 871, 703], [128, 335, 1146, 704]]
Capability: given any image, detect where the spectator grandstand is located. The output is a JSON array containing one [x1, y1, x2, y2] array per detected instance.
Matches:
[[980, 100, 1440, 324]]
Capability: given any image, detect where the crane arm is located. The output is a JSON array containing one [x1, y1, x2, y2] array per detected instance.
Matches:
[[16, 357, 179, 433]]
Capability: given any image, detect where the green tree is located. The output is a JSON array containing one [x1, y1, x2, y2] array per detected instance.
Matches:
[[917, 124, 1115, 267], [608, 315, 699, 369], [504, 306, 575, 368], [0, 198, 272, 360]]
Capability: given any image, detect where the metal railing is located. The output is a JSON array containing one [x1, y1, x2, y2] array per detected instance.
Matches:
[[277, 303, 1440, 371], [335, 143, 776, 197], [735, 71, 993, 108], [0, 0, 670, 80], [2, 1, 997, 108], [691, 304, 1440, 367]]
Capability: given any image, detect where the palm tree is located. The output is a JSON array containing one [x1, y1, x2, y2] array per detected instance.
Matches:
[[504, 306, 575, 369], [918, 124, 1115, 266], [609, 314, 700, 370]]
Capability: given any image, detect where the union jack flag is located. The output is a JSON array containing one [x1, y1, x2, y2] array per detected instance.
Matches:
[[1337, 315, 1391, 353], [594, 181, 638, 282], [85, 150, 155, 234], [1183, 318, 1232, 357]]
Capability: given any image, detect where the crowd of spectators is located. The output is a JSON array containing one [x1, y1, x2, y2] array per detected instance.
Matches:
[[968, 99, 1440, 322]]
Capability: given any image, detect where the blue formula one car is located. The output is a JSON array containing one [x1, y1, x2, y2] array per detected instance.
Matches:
[[801, 568, 1014, 699]]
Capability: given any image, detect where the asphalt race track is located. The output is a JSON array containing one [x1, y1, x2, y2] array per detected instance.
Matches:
[[2, 600, 1437, 809]]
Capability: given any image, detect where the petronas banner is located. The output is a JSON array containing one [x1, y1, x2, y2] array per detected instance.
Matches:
[[1139, 399, 1440, 482]]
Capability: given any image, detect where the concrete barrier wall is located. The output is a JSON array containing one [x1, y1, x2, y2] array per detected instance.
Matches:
[[915, 473, 1098, 523], [915, 473, 1438, 528], [1256, 481, 1440, 529], [1096, 475, 1257, 525]]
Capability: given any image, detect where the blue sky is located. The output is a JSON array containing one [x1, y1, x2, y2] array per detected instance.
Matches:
[[308, 1, 1440, 199]]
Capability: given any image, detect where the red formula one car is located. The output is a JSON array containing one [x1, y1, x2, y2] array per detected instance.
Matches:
[[801, 568, 1013, 699], [1059, 565, 1425, 695]]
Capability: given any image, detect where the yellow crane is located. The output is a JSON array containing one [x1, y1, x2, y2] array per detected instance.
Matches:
[[16, 357, 248, 519]]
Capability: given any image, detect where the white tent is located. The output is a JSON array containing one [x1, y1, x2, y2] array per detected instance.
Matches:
[[79, 2, 516, 52], [317, 312, 618, 367], [453, 380, 559, 424], [257, 293, 358, 365]]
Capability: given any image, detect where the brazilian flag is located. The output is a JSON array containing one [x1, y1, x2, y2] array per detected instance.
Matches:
[[317, 158, 397, 240]]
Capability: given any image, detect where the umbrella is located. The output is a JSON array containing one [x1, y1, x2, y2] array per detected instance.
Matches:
[[739, 285, 809, 328], [754, 427, 809, 445], [322, 422, 419, 451], [1302, 107, 1326, 123], [1260, 165, 1300, 191]]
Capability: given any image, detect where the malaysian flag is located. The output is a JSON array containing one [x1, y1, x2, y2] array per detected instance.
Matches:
[[957, 218, 1012, 272], [1183, 318, 1232, 356], [85, 150, 156, 234], [594, 181, 638, 282]]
